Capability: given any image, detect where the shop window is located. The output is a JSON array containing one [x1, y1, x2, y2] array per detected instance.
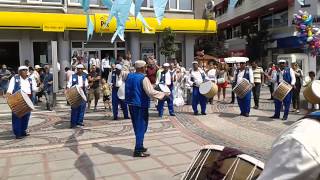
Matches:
[[72, 42, 82, 48], [33, 42, 48, 66], [233, 25, 241, 38], [141, 0, 153, 8], [261, 15, 272, 29], [140, 42, 156, 61], [173, 43, 182, 63], [273, 10, 288, 28], [0, 42, 19, 71], [169, 0, 192, 11]]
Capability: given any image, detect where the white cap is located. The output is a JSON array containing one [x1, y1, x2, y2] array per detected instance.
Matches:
[[115, 64, 122, 70], [35, 65, 41, 69], [192, 61, 199, 64], [135, 60, 146, 68], [18, 66, 28, 71], [76, 64, 85, 69], [163, 63, 170, 67], [278, 59, 287, 63]]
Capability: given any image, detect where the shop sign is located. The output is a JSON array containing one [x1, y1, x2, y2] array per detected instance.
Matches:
[[43, 23, 65, 32]]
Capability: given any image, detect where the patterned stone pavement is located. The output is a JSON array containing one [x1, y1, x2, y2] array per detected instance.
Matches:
[[0, 87, 306, 180]]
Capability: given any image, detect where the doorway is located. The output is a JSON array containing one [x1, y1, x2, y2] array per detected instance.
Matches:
[[0, 42, 20, 72], [33, 42, 48, 66]]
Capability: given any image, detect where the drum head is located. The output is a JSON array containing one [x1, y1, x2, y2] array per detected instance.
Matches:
[[312, 80, 320, 98], [21, 91, 35, 110], [159, 84, 170, 93], [117, 84, 125, 100], [199, 81, 212, 95], [76, 85, 87, 102]]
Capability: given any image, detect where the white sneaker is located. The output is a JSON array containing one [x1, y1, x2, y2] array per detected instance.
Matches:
[[296, 110, 300, 113]]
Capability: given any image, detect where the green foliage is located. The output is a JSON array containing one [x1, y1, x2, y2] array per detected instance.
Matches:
[[160, 27, 178, 61], [196, 35, 227, 57]]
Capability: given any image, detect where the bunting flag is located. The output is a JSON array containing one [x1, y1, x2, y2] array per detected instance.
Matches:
[[102, 0, 113, 9], [110, 0, 131, 43], [297, 0, 305, 5], [153, 0, 169, 24], [86, 14, 94, 41], [130, 2, 152, 32], [134, 0, 144, 18], [229, 0, 239, 8]]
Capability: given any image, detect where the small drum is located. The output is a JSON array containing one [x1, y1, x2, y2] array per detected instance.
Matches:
[[117, 84, 125, 100], [273, 81, 292, 101], [155, 84, 171, 93], [200, 81, 218, 98], [182, 145, 264, 180], [303, 80, 320, 104], [233, 79, 252, 99], [65, 86, 87, 108], [7, 90, 34, 118]]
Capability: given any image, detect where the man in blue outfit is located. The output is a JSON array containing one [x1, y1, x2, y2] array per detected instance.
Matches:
[[234, 61, 254, 117], [156, 63, 175, 117], [6, 66, 38, 139], [125, 60, 168, 157], [43, 65, 54, 111], [270, 59, 296, 120], [188, 61, 209, 115], [108, 64, 129, 120], [67, 64, 88, 128]]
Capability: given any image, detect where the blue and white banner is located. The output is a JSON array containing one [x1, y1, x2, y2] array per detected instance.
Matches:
[[229, 0, 239, 8]]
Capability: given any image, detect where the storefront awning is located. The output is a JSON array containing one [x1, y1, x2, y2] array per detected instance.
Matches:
[[0, 11, 217, 34]]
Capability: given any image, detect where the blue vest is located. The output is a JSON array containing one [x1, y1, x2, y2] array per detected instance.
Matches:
[[277, 67, 292, 84], [111, 71, 118, 90], [71, 74, 87, 93], [235, 68, 250, 83], [13, 75, 32, 94], [125, 73, 150, 108]]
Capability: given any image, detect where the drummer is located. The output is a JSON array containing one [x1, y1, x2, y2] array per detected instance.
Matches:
[[156, 63, 175, 117], [108, 64, 129, 120], [67, 64, 88, 128], [188, 61, 209, 115], [234, 61, 254, 117], [270, 59, 296, 120], [6, 66, 38, 139]]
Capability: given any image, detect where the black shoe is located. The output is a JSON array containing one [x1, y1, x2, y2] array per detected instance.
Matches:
[[244, 113, 249, 117], [77, 123, 84, 126], [229, 101, 234, 104], [15, 136, 24, 139], [124, 117, 130, 120], [133, 151, 150, 157], [282, 117, 288, 120], [141, 147, 148, 153], [113, 117, 118, 120], [70, 125, 77, 129], [270, 116, 280, 119], [201, 112, 207, 115], [253, 106, 259, 109], [22, 133, 30, 137], [170, 113, 176, 116], [194, 112, 199, 116]]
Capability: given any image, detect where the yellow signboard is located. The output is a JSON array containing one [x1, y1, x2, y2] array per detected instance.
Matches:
[[43, 23, 65, 32]]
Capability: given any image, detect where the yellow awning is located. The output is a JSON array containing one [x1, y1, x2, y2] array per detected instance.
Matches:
[[0, 11, 217, 33]]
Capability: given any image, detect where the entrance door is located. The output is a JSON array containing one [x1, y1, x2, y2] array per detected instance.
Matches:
[[0, 42, 20, 72], [101, 50, 115, 65], [33, 42, 48, 66]]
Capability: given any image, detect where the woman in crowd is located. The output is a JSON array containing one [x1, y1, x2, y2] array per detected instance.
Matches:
[[206, 61, 217, 104], [291, 63, 303, 113], [216, 63, 229, 102]]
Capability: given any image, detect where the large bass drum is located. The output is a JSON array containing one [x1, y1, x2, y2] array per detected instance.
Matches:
[[7, 90, 34, 118], [303, 80, 320, 104], [65, 85, 87, 108], [273, 81, 292, 101], [182, 145, 264, 180], [199, 81, 218, 98], [233, 79, 252, 99]]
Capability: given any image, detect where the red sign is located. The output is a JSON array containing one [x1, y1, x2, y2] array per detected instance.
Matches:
[[228, 49, 246, 57]]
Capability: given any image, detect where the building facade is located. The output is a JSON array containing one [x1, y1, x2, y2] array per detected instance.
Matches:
[[0, 0, 216, 86], [214, 0, 320, 76]]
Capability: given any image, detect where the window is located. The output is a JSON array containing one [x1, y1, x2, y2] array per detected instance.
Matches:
[[235, 0, 244, 8], [141, 0, 153, 8], [28, 0, 62, 3], [233, 25, 241, 38], [273, 10, 288, 28], [169, 0, 192, 11], [261, 15, 272, 29], [69, 0, 99, 6]]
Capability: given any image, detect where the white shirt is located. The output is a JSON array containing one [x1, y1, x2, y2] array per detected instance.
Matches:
[[258, 118, 320, 180], [235, 68, 254, 84], [7, 76, 38, 94], [67, 74, 89, 89], [272, 68, 296, 86], [89, 58, 101, 68], [101, 58, 111, 70], [108, 71, 128, 88], [156, 71, 173, 86], [207, 69, 217, 82], [188, 69, 208, 87]]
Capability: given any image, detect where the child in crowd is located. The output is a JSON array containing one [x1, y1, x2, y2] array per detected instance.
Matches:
[[101, 78, 111, 111], [306, 71, 319, 111]]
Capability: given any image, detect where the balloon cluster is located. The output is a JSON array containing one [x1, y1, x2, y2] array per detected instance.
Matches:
[[294, 10, 320, 56]]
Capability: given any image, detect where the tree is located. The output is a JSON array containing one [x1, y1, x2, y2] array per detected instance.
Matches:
[[195, 35, 227, 57], [245, 27, 270, 63], [160, 27, 178, 61]]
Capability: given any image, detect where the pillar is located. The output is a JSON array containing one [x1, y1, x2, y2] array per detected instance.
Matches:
[[58, 31, 70, 89], [185, 35, 196, 69], [20, 31, 32, 66], [129, 33, 140, 63]]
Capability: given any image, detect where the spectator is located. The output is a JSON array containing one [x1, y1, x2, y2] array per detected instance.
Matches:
[[101, 54, 111, 81], [88, 65, 101, 111], [0, 64, 12, 95], [24, 59, 31, 67], [251, 61, 264, 109], [43, 65, 54, 111], [306, 71, 319, 111], [65, 67, 73, 88], [146, 59, 158, 85], [266, 63, 276, 100], [216, 63, 229, 102], [29, 67, 37, 104], [122, 52, 132, 72], [229, 63, 239, 104], [206, 61, 217, 104], [291, 63, 303, 113], [101, 78, 111, 111]]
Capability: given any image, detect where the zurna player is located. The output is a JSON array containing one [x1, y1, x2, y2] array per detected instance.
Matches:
[[6, 66, 38, 139]]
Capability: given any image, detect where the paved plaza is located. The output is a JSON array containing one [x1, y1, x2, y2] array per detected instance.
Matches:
[[0, 87, 305, 180]]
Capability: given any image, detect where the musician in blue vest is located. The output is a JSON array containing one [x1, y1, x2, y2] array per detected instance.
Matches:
[[108, 64, 129, 120], [6, 66, 38, 139], [125, 60, 169, 157], [156, 63, 175, 117], [188, 61, 209, 115], [67, 64, 89, 128], [234, 61, 254, 117], [270, 59, 296, 120]]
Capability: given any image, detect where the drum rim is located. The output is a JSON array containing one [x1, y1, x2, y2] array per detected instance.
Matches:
[[20, 90, 35, 110], [159, 84, 171, 93], [75, 85, 87, 101], [311, 80, 320, 98]]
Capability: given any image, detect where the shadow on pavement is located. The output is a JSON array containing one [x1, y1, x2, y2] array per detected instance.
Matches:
[[218, 112, 239, 118], [74, 152, 96, 180], [64, 128, 85, 155], [0, 130, 15, 140], [93, 143, 133, 157]]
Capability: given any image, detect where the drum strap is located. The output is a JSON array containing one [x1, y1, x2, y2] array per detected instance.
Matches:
[[13, 75, 32, 94], [235, 68, 249, 84]]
